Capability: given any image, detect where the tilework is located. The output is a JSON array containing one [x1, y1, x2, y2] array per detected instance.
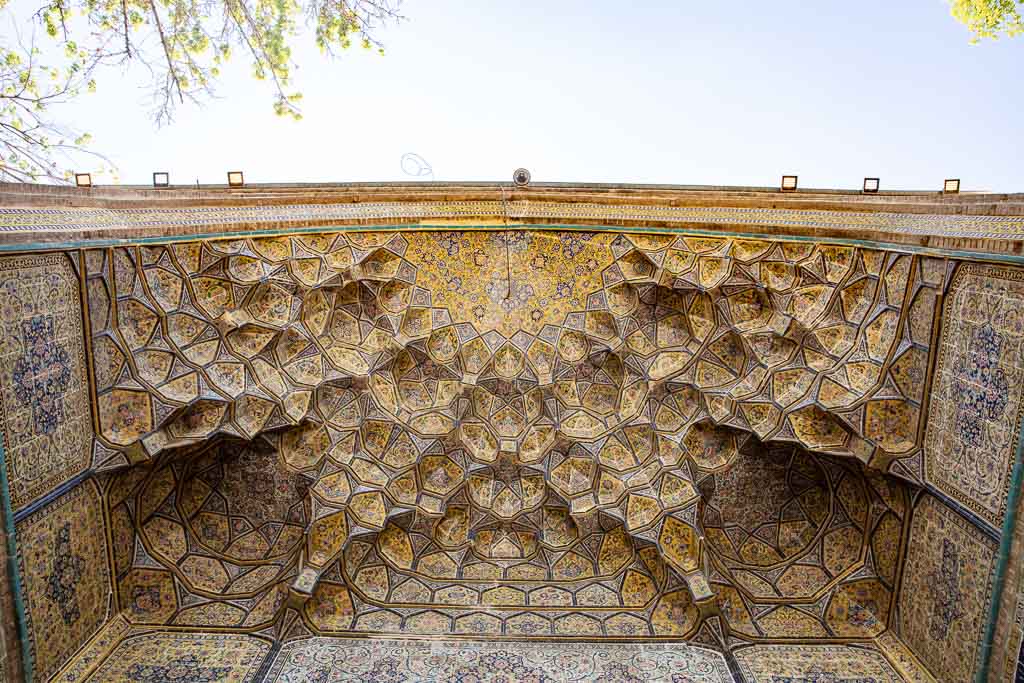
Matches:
[[50, 614, 132, 682], [985, 455, 1024, 683], [0, 497, 20, 683], [1, 226, 1010, 681], [76, 232, 941, 646], [925, 262, 1024, 529], [3, 201, 1024, 242], [407, 230, 617, 337], [74, 629, 269, 682], [874, 631, 938, 683], [0, 252, 91, 510], [112, 441, 297, 630], [735, 643, 904, 682], [265, 636, 732, 682], [112, 439, 694, 638], [706, 447, 908, 642], [899, 493, 997, 682], [15, 480, 111, 680], [85, 232, 939, 472]]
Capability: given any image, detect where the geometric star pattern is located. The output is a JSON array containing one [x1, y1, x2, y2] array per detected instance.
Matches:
[[82, 230, 940, 646], [1, 204, 1018, 683]]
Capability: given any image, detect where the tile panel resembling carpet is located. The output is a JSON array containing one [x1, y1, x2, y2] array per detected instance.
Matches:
[[264, 636, 733, 682]]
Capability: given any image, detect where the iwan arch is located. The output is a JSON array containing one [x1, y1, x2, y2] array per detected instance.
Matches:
[[0, 181, 1023, 681]]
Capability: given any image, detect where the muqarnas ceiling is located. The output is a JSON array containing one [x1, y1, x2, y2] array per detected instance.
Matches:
[[88, 230, 937, 641]]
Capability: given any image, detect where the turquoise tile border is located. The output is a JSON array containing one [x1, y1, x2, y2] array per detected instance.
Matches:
[[977, 417, 1024, 682], [0, 436, 33, 682], [2, 221, 1024, 266]]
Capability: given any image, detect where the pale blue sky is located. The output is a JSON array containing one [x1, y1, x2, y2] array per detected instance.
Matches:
[[59, 0, 1024, 190]]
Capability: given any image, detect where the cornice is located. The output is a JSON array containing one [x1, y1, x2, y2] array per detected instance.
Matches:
[[2, 181, 1023, 254]]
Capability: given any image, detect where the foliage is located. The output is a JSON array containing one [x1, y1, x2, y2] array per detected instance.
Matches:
[[950, 0, 1024, 41], [0, 0, 400, 182]]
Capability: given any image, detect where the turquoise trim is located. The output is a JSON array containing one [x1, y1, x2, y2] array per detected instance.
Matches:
[[2, 222, 1024, 265], [976, 416, 1024, 682], [0, 438, 33, 682]]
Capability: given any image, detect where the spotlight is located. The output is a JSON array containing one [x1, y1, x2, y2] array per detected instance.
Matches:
[[863, 177, 880, 193], [153, 172, 170, 188], [943, 179, 960, 193], [74, 173, 92, 188], [780, 175, 798, 192], [513, 168, 531, 187], [227, 171, 244, 187]]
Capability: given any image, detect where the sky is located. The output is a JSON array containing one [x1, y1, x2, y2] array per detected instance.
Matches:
[[43, 0, 1024, 191]]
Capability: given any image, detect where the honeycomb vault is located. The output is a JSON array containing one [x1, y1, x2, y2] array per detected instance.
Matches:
[[92, 230, 926, 639], [3, 182, 1024, 682]]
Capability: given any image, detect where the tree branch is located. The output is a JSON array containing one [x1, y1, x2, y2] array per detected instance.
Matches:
[[148, 0, 185, 103]]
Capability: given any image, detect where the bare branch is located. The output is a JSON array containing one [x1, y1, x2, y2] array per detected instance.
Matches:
[[122, 0, 132, 57], [148, 0, 186, 104]]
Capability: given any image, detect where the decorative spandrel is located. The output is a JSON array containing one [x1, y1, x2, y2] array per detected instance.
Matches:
[[0, 253, 92, 511]]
